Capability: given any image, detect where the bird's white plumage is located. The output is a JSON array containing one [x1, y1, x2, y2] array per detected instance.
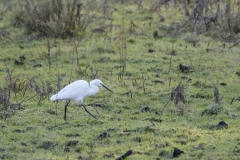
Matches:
[[50, 80, 90, 102], [50, 79, 104, 102]]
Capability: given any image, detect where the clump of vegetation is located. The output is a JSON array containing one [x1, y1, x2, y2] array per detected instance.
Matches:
[[12, 0, 104, 38], [172, 1, 240, 41]]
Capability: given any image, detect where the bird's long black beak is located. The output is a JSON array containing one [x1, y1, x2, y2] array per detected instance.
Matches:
[[101, 83, 113, 93]]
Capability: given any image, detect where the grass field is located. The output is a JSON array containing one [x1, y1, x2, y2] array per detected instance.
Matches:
[[1, 1, 240, 159]]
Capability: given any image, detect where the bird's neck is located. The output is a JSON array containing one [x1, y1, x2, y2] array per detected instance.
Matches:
[[86, 86, 99, 97]]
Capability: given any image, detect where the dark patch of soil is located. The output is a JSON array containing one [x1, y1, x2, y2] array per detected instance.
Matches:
[[0, 148, 5, 152], [173, 147, 184, 158], [179, 64, 189, 73], [98, 132, 109, 140], [148, 49, 155, 53], [39, 141, 57, 149], [116, 140, 121, 144], [116, 150, 133, 160], [65, 133, 80, 137], [67, 140, 78, 146], [64, 147, 70, 152], [12, 129, 25, 133], [0, 154, 6, 159], [235, 71, 240, 76], [220, 82, 227, 86], [19, 54, 26, 60], [14, 60, 24, 65], [20, 142, 27, 146], [217, 121, 228, 129], [141, 106, 150, 112], [153, 80, 164, 84]]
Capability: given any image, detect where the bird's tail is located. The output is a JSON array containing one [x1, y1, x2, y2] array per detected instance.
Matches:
[[50, 94, 57, 101]]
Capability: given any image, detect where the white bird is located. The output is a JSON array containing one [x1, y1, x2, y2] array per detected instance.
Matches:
[[50, 79, 113, 120]]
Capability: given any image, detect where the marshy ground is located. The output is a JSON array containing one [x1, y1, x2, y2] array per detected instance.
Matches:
[[0, 0, 240, 159]]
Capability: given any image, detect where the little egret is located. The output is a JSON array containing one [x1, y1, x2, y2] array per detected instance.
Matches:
[[50, 79, 113, 120]]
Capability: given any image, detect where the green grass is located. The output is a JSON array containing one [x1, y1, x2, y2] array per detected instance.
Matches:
[[1, 1, 240, 159]]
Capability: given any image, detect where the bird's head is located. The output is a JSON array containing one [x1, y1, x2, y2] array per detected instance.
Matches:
[[91, 79, 113, 93]]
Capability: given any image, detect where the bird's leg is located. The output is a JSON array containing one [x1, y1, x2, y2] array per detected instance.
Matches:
[[93, 106, 99, 115], [55, 100, 58, 116], [55, 100, 58, 127], [82, 103, 98, 120], [64, 100, 71, 120]]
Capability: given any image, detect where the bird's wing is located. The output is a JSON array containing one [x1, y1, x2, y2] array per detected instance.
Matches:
[[55, 80, 89, 101]]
